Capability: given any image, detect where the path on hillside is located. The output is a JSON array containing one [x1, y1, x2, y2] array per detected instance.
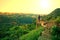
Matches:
[[38, 27, 52, 40]]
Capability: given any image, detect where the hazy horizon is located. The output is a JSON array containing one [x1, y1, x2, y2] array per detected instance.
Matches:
[[0, 0, 60, 14]]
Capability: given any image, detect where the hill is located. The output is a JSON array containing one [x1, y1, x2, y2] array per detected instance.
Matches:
[[44, 8, 60, 21]]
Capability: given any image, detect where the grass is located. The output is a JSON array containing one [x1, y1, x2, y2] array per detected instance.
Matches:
[[19, 26, 44, 40]]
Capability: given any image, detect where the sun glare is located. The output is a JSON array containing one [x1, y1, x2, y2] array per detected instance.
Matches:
[[0, 0, 60, 14], [40, 0, 50, 8]]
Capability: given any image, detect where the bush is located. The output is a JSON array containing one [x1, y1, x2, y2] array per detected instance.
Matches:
[[51, 25, 60, 40], [0, 26, 29, 40], [20, 27, 44, 40]]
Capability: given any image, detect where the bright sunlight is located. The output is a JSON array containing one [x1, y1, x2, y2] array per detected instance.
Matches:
[[40, 0, 50, 8], [0, 0, 60, 14]]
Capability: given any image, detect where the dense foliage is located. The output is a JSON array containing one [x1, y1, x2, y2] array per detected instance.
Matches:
[[0, 8, 60, 40], [51, 25, 60, 40], [20, 27, 44, 40], [0, 14, 42, 40]]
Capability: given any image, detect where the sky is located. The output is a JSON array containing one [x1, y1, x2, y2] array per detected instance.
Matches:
[[0, 0, 60, 14]]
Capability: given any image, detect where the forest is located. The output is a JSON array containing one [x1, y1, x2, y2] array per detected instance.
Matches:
[[0, 8, 60, 40]]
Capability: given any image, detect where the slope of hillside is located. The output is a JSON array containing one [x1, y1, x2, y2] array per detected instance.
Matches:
[[44, 8, 60, 20], [49, 8, 60, 16]]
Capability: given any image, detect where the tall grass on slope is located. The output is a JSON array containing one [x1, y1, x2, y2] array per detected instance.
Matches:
[[20, 27, 44, 40]]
